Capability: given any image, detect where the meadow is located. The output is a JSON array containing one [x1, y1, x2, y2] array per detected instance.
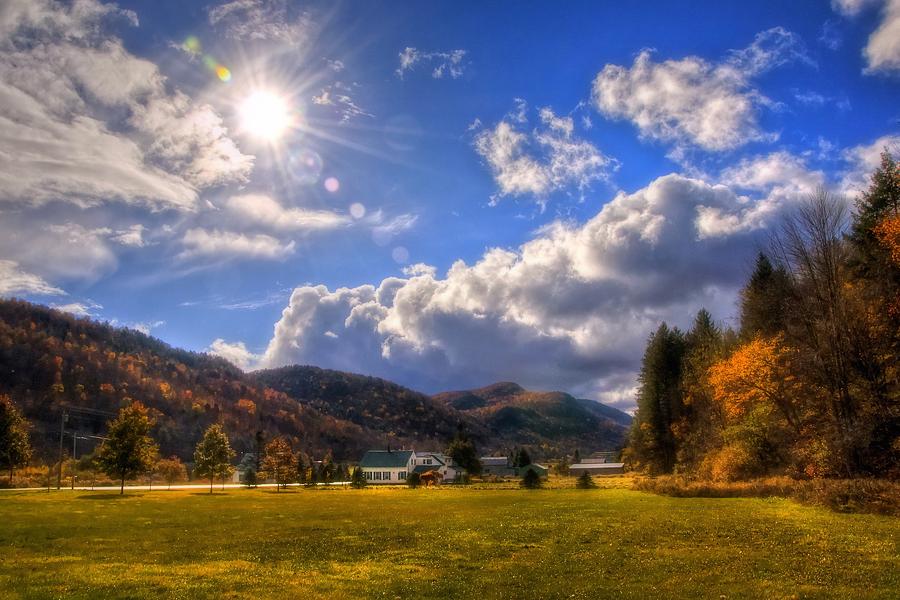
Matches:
[[0, 480, 898, 599]]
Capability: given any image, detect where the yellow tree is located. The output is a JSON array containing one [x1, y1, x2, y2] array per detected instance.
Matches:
[[708, 335, 801, 433]]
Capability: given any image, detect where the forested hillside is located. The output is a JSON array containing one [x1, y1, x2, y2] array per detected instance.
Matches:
[[0, 301, 630, 463], [434, 382, 631, 456]]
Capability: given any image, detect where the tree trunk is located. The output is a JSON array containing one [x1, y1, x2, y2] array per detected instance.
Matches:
[[120, 474, 125, 495], [210, 478, 213, 494], [8, 465, 13, 486]]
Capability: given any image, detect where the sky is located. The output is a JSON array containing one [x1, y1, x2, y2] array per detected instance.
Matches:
[[1, 0, 898, 411]]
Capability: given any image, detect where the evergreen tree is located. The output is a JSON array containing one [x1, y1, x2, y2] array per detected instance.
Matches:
[[573, 449, 581, 464], [350, 466, 366, 488], [253, 430, 265, 475], [194, 424, 236, 494], [295, 452, 307, 484], [520, 468, 541, 489], [627, 323, 687, 474], [676, 309, 727, 469], [739, 253, 792, 339], [95, 402, 159, 495], [243, 467, 257, 488], [575, 471, 596, 489], [515, 448, 532, 468], [446, 423, 482, 476], [0, 395, 31, 485], [407, 472, 421, 488]]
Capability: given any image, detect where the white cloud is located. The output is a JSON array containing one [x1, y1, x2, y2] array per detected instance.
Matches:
[[311, 81, 373, 123], [110, 224, 147, 248], [840, 134, 900, 194], [130, 320, 165, 335], [208, 338, 261, 370], [224, 194, 349, 232], [208, 0, 311, 45], [180, 228, 296, 261], [592, 28, 809, 152], [258, 171, 810, 406], [0, 260, 65, 297], [0, 0, 253, 211], [833, 0, 900, 72], [865, 0, 900, 72], [474, 104, 617, 204], [396, 48, 468, 79], [51, 301, 102, 317]]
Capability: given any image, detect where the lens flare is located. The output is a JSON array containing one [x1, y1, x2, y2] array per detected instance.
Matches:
[[392, 246, 410, 264], [215, 65, 232, 82], [349, 202, 366, 219], [324, 177, 340, 193], [286, 149, 323, 185]]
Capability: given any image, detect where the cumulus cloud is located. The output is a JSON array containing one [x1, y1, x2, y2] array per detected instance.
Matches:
[[255, 170, 821, 408], [833, 0, 900, 72], [0, 0, 252, 211], [180, 228, 296, 261], [396, 48, 468, 79], [110, 225, 147, 248], [223, 194, 349, 232], [0, 221, 119, 283], [208, 338, 261, 370], [592, 27, 810, 152], [208, 0, 312, 45], [474, 103, 617, 205], [0, 260, 65, 297]]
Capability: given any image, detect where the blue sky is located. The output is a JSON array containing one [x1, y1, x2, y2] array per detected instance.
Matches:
[[1, 0, 898, 409]]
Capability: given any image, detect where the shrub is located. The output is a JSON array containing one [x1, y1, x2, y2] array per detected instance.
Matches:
[[575, 472, 596, 489], [407, 472, 421, 488], [243, 468, 257, 488], [520, 469, 541, 489]]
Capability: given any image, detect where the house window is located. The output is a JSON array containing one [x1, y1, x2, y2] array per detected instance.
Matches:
[[398, 471, 406, 480], [383, 471, 391, 480]]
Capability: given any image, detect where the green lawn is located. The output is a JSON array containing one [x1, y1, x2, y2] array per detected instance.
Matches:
[[0, 483, 897, 599]]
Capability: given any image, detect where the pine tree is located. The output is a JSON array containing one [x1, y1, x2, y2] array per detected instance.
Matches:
[[575, 471, 596, 489], [520, 468, 541, 489], [739, 253, 792, 339], [573, 449, 581, 464], [0, 395, 31, 485], [447, 423, 482, 475], [515, 448, 532, 468], [95, 402, 159, 495], [243, 467, 257, 488], [627, 323, 686, 474], [193, 424, 236, 494], [350, 466, 366, 488]]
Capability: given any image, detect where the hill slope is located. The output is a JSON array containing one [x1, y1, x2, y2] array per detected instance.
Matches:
[[434, 382, 631, 455], [0, 300, 377, 461], [0, 300, 630, 463]]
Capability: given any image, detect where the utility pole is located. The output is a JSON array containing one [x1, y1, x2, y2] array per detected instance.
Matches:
[[56, 409, 67, 490]]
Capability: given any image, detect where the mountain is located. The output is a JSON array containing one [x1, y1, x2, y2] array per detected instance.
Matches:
[[253, 366, 488, 448], [0, 299, 629, 463], [0, 299, 377, 461], [433, 382, 631, 456]]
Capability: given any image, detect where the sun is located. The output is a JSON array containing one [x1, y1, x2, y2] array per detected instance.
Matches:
[[239, 90, 293, 141]]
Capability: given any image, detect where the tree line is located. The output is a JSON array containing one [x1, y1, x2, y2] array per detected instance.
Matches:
[[627, 153, 899, 481]]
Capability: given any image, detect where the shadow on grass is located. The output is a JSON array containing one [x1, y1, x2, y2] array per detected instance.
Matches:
[[78, 493, 145, 500]]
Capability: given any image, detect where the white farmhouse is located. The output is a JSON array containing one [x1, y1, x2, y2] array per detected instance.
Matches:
[[358, 450, 415, 483], [358, 449, 463, 483]]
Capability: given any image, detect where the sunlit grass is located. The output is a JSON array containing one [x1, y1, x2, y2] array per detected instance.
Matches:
[[0, 480, 897, 599]]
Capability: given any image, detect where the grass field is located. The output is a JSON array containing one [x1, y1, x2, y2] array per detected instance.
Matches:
[[1, 481, 898, 599]]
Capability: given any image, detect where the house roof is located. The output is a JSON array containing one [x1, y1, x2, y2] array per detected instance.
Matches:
[[359, 450, 414, 468], [571, 462, 625, 469], [481, 457, 509, 466], [412, 465, 442, 474]]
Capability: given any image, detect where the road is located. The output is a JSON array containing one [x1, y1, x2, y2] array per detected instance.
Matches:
[[0, 482, 353, 492]]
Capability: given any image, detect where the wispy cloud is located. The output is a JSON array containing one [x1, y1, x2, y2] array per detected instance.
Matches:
[[0, 260, 65, 297], [396, 48, 469, 79]]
